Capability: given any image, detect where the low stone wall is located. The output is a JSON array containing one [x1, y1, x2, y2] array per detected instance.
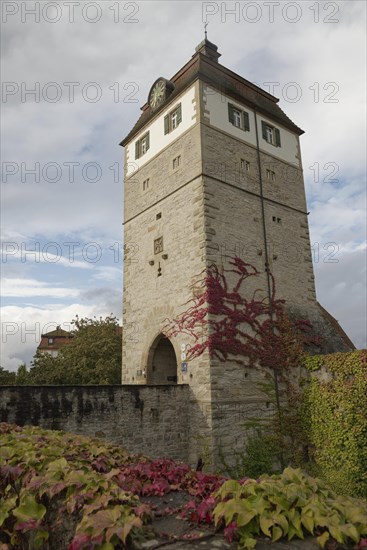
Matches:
[[0, 385, 190, 462]]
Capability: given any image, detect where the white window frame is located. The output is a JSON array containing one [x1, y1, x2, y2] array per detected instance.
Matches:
[[164, 103, 182, 134], [262, 121, 281, 147], [171, 111, 178, 129], [135, 131, 150, 159], [141, 136, 148, 155], [228, 103, 250, 132], [233, 109, 242, 128], [266, 127, 274, 144]]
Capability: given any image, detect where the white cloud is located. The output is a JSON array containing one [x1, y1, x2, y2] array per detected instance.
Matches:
[[1, 278, 81, 298]]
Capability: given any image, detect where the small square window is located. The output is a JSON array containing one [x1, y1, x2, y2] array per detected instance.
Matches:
[[156, 212, 162, 220], [48, 338, 54, 345], [272, 216, 282, 224], [143, 178, 149, 191], [173, 155, 181, 169], [241, 159, 250, 172]]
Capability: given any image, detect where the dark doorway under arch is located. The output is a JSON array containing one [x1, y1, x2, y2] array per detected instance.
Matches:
[[147, 334, 177, 384]]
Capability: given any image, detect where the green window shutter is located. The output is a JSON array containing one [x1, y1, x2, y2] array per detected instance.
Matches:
[[177, 103, 182, 124], [146, 132, 150, 151], [164, 115, 169, 134], [243, 111, 250, 131], [275, 128, 281, 147], [228, 103, 235, 124], [261, 121, 267, 140], [135, 140, 140, 159]]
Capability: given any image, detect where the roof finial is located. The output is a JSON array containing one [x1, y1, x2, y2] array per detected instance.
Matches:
[[204, 21, 208, 40]]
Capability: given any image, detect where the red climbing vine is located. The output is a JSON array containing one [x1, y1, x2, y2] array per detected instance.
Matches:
[[162, 256, 321, 372]]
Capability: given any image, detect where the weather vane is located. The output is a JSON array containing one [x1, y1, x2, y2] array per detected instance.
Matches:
[[204, 21, 208, 40]]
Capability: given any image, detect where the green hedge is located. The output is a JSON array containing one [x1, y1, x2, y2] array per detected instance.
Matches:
[[301, 350, 367, 497]]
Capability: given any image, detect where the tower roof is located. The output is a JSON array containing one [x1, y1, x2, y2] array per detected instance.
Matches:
[[120, 41, 304, 146], [194, 38, 221, 62]]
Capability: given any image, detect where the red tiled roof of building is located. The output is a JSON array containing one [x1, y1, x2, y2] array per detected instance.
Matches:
[[37, 326, 73, 353]]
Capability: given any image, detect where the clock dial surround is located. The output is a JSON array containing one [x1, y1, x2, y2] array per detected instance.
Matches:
[[148, 78, 174, 110], [150, 80, 166, 108]]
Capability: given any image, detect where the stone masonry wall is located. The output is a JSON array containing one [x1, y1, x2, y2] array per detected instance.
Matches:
[[0, 385, 190, 462]]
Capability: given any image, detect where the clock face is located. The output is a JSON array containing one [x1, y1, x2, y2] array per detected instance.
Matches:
[[150, 79, 166, 108]]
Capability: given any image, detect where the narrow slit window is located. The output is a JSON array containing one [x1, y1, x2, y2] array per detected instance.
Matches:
[[173, 155, 181, 169], [266, 169, 276, 181]]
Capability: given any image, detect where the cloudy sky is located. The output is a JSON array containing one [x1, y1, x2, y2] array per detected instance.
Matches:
[[1, 0, 366, 371]]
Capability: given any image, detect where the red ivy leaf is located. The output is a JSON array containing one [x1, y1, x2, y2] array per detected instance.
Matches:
[[68, 535, 93, 550], [15, 519, 41, 531], [224, 521, 238, 542]]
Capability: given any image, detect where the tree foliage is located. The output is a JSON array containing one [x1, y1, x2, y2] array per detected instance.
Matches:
[[0, 367, 17, 385], [22, 315, 122, 385]]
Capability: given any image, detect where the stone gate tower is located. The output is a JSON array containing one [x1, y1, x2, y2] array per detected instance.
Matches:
[[120, 40, 353, 466]]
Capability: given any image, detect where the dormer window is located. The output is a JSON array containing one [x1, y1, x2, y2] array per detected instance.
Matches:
[[228, 103, 250, 131], [164, 103, 182, 134], [261, 121, 281, 147], [135, 132, 150, 159]]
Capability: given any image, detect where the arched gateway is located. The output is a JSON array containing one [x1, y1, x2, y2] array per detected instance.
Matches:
[[147, 334, 178, 385]]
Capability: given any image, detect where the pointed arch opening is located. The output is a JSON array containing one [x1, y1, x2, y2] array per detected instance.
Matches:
[[147, 334, 178, 384]]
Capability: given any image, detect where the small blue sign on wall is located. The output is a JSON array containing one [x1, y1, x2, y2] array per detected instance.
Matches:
[[181, 362, 188, 373]]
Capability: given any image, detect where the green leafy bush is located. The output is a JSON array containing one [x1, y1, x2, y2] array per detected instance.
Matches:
[[0, 423, 145, 548], [213, 467, 367, 549], [302, 350, 367, 497], [1, 423, 366, 549], [219, 429, 277, 480]]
